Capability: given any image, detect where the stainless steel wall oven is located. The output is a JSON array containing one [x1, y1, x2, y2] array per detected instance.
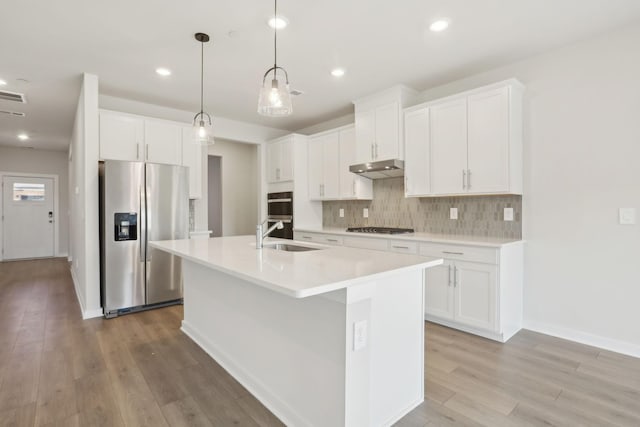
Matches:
[[267, 191, 293, 239]]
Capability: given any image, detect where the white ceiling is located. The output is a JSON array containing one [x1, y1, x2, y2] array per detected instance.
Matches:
[[1, 0, 640, 151]]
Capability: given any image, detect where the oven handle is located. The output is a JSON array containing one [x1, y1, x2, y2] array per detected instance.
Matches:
[[268, 218, 292, 224], [267, 198, 292, 203]]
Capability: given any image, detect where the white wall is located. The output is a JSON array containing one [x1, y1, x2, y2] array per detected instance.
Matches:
[[68, 73, 102, 319], [196, 139, 259, 236], [0, 147, 69, 257], [415, 24, 640, 356]]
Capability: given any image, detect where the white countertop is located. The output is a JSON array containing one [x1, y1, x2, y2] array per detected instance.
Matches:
[[150, 235, 442, 299], [295, 227, 523, 247]]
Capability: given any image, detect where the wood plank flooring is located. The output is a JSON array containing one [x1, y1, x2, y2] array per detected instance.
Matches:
[[1, 258, 639, 426]]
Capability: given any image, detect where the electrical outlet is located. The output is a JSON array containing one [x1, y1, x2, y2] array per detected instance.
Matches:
[[339, 208, 344, 218], [353, 320, 367, 351], [363, 208, 369, 218], [619, 208, 636, 225], [504, 207, 514, 221], [450, 207, 458, 220]]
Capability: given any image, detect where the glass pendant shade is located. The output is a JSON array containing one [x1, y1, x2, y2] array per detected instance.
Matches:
[[193, 112, 214, 145], [258, 72, 292, 117]]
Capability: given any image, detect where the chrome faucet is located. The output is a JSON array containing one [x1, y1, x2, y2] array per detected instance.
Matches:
[[256, 220, 284, 249]]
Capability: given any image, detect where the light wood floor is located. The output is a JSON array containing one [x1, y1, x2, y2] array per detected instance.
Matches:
[[1, 258, 639, 426]]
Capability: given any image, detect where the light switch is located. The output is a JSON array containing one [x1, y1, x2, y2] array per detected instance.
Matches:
[[353, 320, 367, 351], [450, 207, 458, 220], [504, 207, 514, 221], [619, 208, 636, 225], [363, 208, 369, 218], [339, 208, 344, 218]]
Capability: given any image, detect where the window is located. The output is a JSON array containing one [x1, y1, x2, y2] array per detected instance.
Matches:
[[13, 183, 45, 201]]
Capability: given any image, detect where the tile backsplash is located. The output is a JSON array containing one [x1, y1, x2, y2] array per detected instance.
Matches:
[[323, 177, 522, 239]]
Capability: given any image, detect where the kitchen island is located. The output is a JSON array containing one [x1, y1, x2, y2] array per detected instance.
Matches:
[[150, 235, 442, 427]]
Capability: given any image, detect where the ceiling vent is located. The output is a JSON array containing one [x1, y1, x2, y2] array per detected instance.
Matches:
[[0, 109, 26, 117], [0, 90, 27, 103]]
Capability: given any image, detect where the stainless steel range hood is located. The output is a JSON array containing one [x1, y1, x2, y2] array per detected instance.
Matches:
[[349, 159, 404, 179]]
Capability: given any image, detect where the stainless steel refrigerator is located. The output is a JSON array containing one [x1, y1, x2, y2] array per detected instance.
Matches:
[[99, 160, 189, 318]]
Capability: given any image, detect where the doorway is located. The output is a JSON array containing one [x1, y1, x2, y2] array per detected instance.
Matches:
[[208, 155, 222, 237], [1, 174, 56, 260]]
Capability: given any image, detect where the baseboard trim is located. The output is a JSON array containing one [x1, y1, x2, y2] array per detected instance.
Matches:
[[524, 320, 640, 359], [181, 320, 305, 427], [69, 266, 103, 320]]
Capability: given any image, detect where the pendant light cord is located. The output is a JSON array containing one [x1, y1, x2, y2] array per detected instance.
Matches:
[[273, 0, 278, 71], [200, 40, 204, 114]]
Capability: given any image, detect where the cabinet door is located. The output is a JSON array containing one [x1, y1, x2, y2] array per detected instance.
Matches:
[[453, 261, 497, 332], [339, 127, 373, 199], [181, 127, 203, 199], [322, 132, 340, 199], [279, 138, 294, 181], [99, 111, 143, 161], [404, 108, 430, 196], [307, 136, 324, 200], [355, 110, 375, 163], [145, 120, 182, 165], [430, 99, 468, 195], [467, 87, 510, 193], [266, 142, 280, 183], [424, 261, 455, 320], [374, 102, 400, 160]]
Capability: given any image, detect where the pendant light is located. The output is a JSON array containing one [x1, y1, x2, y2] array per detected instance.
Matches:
[[258, 0, 292, 116], [193, 32, 214, 145]]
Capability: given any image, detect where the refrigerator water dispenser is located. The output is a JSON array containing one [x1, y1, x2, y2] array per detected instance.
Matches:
[[114, 212, 137, 241]]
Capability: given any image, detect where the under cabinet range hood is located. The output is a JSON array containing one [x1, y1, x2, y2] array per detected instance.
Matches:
[[349, 159, 404, 179]]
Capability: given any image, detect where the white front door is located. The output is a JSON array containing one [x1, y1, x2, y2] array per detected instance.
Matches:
[[2, 176, 55, 260]]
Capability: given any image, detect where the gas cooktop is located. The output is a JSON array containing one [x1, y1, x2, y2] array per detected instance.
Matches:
[[346, 227, 415, 235]]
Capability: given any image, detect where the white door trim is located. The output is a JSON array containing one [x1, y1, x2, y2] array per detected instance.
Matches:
[[0, 171, 60, 261]]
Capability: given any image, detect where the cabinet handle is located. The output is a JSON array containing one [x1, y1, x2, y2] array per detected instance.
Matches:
[[327, 238, 339, 242], [375, 143, 378, 159], [371, 144, 375, 160], [448, 265, 452, 286], [136, 143, 140, 160], [352, 181, 356, 196], [146, 144, 149, 160], [392, 245, 410, 250], [454, 266, 458, 287], [405, 176, 409, 193], [276, 168, 280, 180], [462, 169, 466, 190], [467, 169, 471, 189], [443, 251, 464, 255], [302, 236, 312, 240]]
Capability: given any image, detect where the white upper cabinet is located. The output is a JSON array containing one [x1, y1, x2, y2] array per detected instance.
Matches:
[[308, 131, 340, 200], [353, 86, 417, 164], [99, 110, 144, 162], [181, 127, 203, 199], [403, 107, 431, 197], [144, 119, 182, 165], [430, 98, 469, 195], [267, 137, 294, 183], [339, 126, 373, 200], [405, 80, 523, 197], [99, 110, 184, 166]]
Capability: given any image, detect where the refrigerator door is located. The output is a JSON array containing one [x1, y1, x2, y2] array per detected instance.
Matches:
[[101, 161, 146, 315], [145, 162, 189, 305]]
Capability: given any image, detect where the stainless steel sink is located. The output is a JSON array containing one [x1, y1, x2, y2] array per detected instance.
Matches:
[[264, 243, 321, 252]]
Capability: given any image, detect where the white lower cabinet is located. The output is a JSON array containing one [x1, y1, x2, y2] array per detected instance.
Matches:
[[293, 230, 523, 342]]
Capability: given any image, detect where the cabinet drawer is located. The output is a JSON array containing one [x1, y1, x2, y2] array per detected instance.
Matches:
[[295, 232, 343, 246], [419, 242, 497, 264], [343, 236, 388, 251], [388, 240, 418, 254]]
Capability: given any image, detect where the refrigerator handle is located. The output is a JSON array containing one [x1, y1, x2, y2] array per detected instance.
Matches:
[[140, 185, 146, 262]]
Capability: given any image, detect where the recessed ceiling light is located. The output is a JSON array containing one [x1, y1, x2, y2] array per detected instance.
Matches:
[[0, 79, 7, 86], [18, 133, 29, 141], [268, 16, 288, 29], [331, 68, 345, 77], [430, 19, 449, 32], [155, 68, 172, 77]]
